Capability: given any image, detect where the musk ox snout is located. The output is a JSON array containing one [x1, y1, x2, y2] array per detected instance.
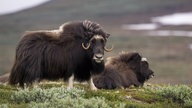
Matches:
[[148, 69, 155, 79], [145, 69, 154, 80], [93, 53, 104, 63]]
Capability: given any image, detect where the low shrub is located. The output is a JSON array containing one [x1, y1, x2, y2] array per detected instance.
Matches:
[[147, 85, 192, 107], [0, 104, 8, 108], [11, 87, 125, 108], [11, 86, 85, 103], [29, 97, 111, 108]]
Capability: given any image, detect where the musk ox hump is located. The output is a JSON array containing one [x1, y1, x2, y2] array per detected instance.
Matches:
[[119, 52, 141, 63], [24, 28, 63, 39], [118, 52, 142, 71]]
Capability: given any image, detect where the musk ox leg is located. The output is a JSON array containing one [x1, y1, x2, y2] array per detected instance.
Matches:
[[88, 77, 97, 91], [67, 74, 74, 89]]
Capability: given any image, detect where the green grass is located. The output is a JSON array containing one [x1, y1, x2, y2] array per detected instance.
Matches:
[[0, 83, 191, 108]]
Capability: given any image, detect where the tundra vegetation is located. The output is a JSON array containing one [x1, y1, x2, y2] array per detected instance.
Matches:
[[0, 82, 192, 108]]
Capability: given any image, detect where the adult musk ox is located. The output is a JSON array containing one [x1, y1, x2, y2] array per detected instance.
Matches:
[[93, 52, 154, 89], [9, 20, 113, 90]]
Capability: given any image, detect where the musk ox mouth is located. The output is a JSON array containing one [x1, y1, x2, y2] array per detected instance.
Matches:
[[145, 73, 154, 80], [93, 54, 104, 63], [150, 74, 154, 78], [94, 59, 103, 63], [146, 74, 154, 80]]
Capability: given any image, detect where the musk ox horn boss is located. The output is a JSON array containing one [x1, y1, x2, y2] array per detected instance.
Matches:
[[93, 52, 154, 89], [9, 20, 113, 90]]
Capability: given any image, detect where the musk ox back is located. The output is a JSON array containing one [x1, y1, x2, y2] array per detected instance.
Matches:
[[9, 20, 113, 90], [93, 52, 154, 89]]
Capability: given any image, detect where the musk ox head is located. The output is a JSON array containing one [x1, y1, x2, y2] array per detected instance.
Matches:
[[141, 58, 154, 80], [82, 20, 113, 63], [119, 52, 154, 83], [58, 20, 113, 63]]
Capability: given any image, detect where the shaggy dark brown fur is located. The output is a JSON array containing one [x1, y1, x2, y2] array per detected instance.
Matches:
[[9, 20, 111, 88], [93, 52, 154, 89]]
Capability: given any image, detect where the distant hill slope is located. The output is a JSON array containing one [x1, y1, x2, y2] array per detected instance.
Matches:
[[0, 0, 192, 38]]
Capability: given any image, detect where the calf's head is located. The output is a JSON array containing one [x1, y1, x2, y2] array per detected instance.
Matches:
[[140, 58, 154, 80], [120, 52, 154, 82]]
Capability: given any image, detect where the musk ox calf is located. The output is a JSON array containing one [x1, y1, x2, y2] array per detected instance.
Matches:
[[93, 52, 154, 89], [9, 20, 113, 90]]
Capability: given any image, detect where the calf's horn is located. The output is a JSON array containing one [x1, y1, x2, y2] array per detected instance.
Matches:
[[104, 45, 113, 52], [82, 43, 90, 50]]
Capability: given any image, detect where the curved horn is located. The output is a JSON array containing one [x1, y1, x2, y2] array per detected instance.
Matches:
[[104, 45, 113, 52], [82, 43, 90, 50]]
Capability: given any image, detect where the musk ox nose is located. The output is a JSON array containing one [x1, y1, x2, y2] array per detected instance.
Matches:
[[93, 54, 104, 63]]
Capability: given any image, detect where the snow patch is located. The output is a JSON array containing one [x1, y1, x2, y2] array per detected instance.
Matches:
[[147, 30, 192, 37], [122, 12, 192, 31], [0, 0, 50, 15], [152, 12, 192, 25], [122, 23, 159, 30]]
